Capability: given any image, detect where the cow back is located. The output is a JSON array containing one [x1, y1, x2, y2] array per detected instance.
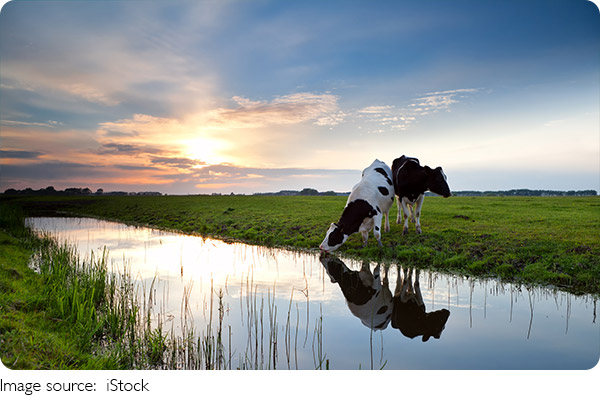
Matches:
[[349, 159, 394, 208], [393, 159, 428, 201]]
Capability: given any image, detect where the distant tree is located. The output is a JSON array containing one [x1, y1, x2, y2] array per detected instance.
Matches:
[[96, 188, 104, 195], [299, 188, 319, 196]]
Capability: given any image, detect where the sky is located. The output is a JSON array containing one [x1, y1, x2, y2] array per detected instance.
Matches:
[[0, 0, 598, 194]]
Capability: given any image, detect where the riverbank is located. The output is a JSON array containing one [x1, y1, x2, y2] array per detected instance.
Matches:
[[1, 203, 249, 370], [0, 205, 118, 368], [0, 204, 172, 369], [2, 195, 599, 294]]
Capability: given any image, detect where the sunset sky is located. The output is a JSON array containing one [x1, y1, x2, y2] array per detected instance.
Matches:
[[0, 0, 598, 194]]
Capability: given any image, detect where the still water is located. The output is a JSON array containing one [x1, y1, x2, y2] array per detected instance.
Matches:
[[26, 217, 599, 370]]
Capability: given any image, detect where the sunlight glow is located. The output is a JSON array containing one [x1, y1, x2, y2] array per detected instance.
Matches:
[[181, 136, 229, 166]]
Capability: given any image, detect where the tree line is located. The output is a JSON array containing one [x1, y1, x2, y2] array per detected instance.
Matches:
[[2, 186, 162, 196], [449, 189, 597, 197]]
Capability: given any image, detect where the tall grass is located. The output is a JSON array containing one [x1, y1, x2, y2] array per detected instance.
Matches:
[[26, 233, 326, 369], [32, 238, 107, 349]]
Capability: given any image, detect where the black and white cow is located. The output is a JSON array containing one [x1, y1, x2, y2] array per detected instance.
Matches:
[[391, 267, 450, 341], [320, 254, 392, 330], [391, 155, 451, 234], [320, 159, 394, 251]]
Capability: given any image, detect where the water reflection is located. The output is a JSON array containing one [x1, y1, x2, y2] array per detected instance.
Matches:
[[320, 255, 393, 330], [320, 254, 450, 341], [26, 217, 599, 370], [392, 267, 450, 341]]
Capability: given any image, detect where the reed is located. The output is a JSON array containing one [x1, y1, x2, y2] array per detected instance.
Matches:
[[31, 237, 108, 350], [19, 217, 328, 369]]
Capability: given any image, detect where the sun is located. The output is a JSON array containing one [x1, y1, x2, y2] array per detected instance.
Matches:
[[181, 137, 228, 166]]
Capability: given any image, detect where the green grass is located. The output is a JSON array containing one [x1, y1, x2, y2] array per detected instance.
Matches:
[[0, 202, 165, 369], [3, 194, 600, 294], [0, 204, 119, 368]]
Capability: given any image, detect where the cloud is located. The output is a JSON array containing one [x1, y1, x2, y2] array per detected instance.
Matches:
[[98, 142, 165, 156], [0, 119, 63, 129], [97, 114, 179, 136], [0, 161, 105, 181], [96, 114, 191, 159], [357, 106, 416, 131], [410, 88, 480, 115], [114, 164, 161, 171], [211, 92, 344, 128], [357, 88, 480, 132], [61, 83, 121, 107], [0, 149, 44, 159], [151, 156, 206, 169]]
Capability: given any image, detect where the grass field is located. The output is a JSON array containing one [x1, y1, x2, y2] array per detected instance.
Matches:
[[2, 194, 599, 294]]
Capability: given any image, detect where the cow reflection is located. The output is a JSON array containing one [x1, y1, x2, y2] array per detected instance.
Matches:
[[392, 267, 450, 341], [319, 254, 450, 341], [319, 253, 393, 330]]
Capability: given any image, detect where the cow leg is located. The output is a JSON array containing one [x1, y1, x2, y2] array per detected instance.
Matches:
[[361, 230, 369, 247], [373, 213, 384, 246], [372, 263, 381, 288], [395, 196, 402, 224], [359, 261, 374, 287], [384, 209, 390, 232], [401, 198, 411, 235], [413, 269, 424, 306], [400, 268, 415, 302], [414, 194, 425, 234]]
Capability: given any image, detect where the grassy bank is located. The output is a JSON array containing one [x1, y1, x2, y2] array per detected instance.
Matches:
[[0, 203, 270, 369], [2, 195, 599, 294], [0, 204, 115, 368], [0, 204, 163, 369]]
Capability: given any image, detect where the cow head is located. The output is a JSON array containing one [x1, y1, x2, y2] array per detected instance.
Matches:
[[425, 166, 452, 198], [319, 223, 349, 252], [421, 309, 451, 342]]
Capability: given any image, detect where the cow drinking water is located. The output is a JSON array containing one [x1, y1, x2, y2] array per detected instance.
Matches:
[[320, 159, 395, 251], [391, 155, 451, 234]]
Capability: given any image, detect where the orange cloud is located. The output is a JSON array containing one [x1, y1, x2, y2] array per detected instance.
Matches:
[[210, 92, 344, 129]]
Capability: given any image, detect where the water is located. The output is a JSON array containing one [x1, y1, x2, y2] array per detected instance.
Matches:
[[26, 217, 599, 370]]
